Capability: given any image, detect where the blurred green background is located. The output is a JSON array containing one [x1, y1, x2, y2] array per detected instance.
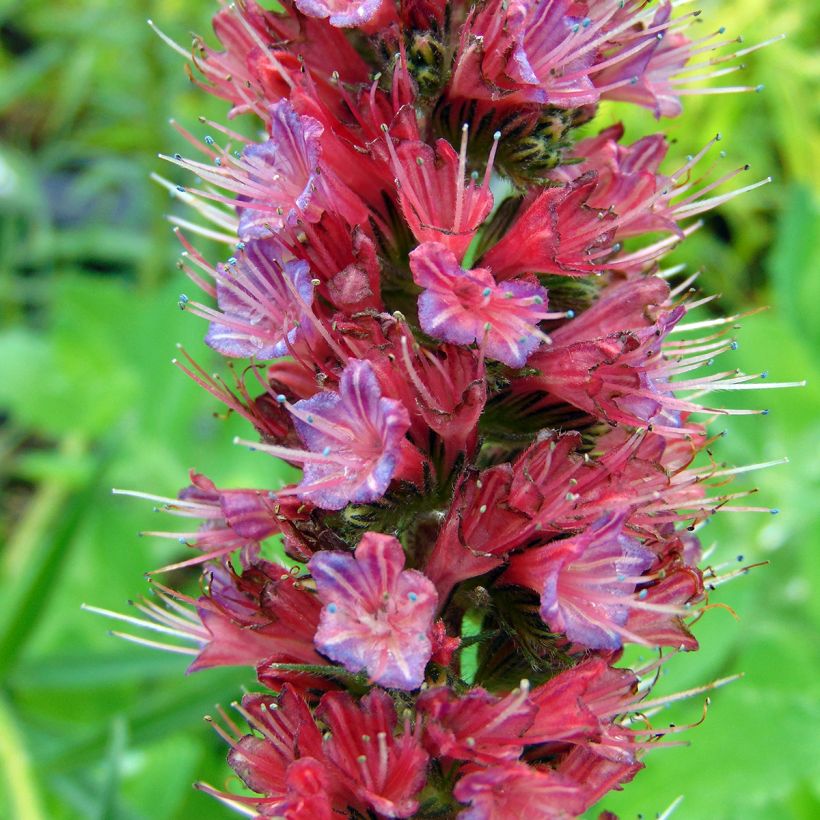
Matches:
[[0, 0, 817, 818]]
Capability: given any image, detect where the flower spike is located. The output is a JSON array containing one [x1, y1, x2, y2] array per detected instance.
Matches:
[[95, 1, 795, 816]]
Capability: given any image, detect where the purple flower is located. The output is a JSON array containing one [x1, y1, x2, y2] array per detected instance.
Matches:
[[503, 513, 655, 650], [409, 242, 554, 368], [289, 359, 411, 510], [202, 238, 314, 359], [237, 101, 325, 239], [309, 532, 438, 689]]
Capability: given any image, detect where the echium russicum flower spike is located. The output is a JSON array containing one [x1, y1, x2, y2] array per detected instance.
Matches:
[[92, 2, 804, 816]]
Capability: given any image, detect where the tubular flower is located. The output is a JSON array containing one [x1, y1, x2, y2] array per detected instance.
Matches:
[[317, 688, 430, 817], [309, 532, 438, 689], [410, 241, 560, 367], [98, 1, 796, 817], [501, 512, 657, 650], [248, 358, 416, 510]]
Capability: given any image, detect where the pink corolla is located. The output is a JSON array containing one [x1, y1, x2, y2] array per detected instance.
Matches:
[[454, 761, 586, 820], [385, 132, 495, 259], [480, 176, 616, 279], [418, 684, 536, 764], [215, 686, 430, 818], [502, 513, 655, 650], [317, 688, 429, 817], [220, 687, 329, 814], [295, 0, 397, 31], [409, 241, 559, 368], [309, 532, 438, 689], [252, 358, 414, 510], [166, 100, 325, 239], [187, 238, 315, 360], [452, 0, 603, 106]]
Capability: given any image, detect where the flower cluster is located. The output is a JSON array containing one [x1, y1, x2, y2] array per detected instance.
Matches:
[[106, 2, 794, 817]]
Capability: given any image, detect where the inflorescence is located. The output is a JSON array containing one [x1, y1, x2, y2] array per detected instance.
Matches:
[[88, 1, 799, 817]]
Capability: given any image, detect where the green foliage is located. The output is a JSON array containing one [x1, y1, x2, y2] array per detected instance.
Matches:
[[0, 0, 817, 818]]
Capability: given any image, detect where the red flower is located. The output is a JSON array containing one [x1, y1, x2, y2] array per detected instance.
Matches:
[[317, 689, 429, 817]]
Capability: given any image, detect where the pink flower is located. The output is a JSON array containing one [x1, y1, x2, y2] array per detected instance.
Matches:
[[385, 135, 494, 259], [409, 242, 556, 367], [192, 239, 315, 360], [480, 176, 616, 279], [591, 1, 698, 118], [393, 339, 487, 471], [309, 532, 438, 689], [258, 359, 413, 510], [454, 761, 586, 820], [451, 0, 602, 107], [317, 688, 429, 817], [190, 559, 329, 686], [295, 0, 397, 31], [502, 513, 656, 650], [524, 659, 606, 746], [226, 687, 325, 799], [418, 683, 536, 764]]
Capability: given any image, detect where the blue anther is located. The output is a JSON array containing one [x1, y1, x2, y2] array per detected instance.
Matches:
[[481, 287, 492, 297], [276, 394, 287, 404], [322, 446, 331, 456], [228, 256, 237, 265], [566, 309, 575, 318], [204, 135, 215, 145], [408, 592, 418, 602], [327, 603, 337, 613]]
